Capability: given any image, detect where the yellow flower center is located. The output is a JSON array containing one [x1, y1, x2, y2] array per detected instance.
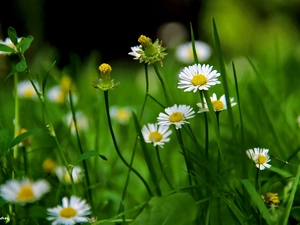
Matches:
[[116, 109, 131, 122], [148, 131, 163, 142], [191, 74, 207, 86], [257, 154, 267, 164], [43, 158, 56, 173], [17, 185, 34, 201], [23, 88, 35, 98], [60, 207, 77, 218], [60, 76, 72, 92], [99, 63, 112, 80], [64, 173, 71, 182], [212, 100, 225, 111], [169, 112, 183, 122], [138, 35, 153, 48]]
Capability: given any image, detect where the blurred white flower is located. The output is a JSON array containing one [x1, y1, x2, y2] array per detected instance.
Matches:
[[197, 93, 237, 113], [55, 166, 83, 184], [0, 178, 50, 205], [110, 106, 132, 125], [64, 111, 88, 134], [17, 80, 39, 99], [175, 41, 212, 64]]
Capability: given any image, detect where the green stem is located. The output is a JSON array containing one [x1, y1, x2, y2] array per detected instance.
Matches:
[[153, 64, 170, 105], [199, 91, 209, 159], [69, 91, 93, 208], [156, 146, 174, 190], [103, 91, 152, 196], [13, 72, 19, 161], [139, 64, 149, 121]]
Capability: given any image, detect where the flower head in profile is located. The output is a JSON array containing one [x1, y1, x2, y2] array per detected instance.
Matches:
[[246, 148, 271, 170], [262, 192, 280, 208], [0, 178, 50, 205], [47, 196, 91, 225], [92, 63, 119, 91], [197, 93, 237, 113], [128, 35, 167, 66], [178, 64, 221, 92], [0, 37, 22, 55], [55, 166, 83, 184], [175, 41, 212, 64], [157, 104, 195, 129], [17, 80, 39, 99], [110, 106, 132, 125], [141, 123, 172, 148]]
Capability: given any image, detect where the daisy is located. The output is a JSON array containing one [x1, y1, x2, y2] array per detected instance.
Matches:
[[0, 178, 50, 205], [128, 45, 141, 60], [110, 106, 132, 125], [178, 64, 221, 92], [197, 93, 237, 113], [175, 41, 212, 64], [55, 166, 83, 184], [141, 123, 172, 148], [47, 196, 91, 225], [47, 86, 66, 104], [246, 148, 271, 170], [17, 80, 39, 99], [157, 104, 195, 129]]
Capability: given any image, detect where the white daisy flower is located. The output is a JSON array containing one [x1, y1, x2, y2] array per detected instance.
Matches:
[[0, 178, 50, 205], [128, 45, 141, 60], [47, 196, 91, 225], [141, 123, 172, 148], [178, 64, 221, 92], [47, 86, 66, 104], [110, 106, 132, 125], [175, 41, 212, 64], [17, 80, 39, 99], [197, 93, 237, 113], [55, 166, 83, 184], [64, 111, 88, 134], [246, 148, 271, 170], [157, 104, 195, 129]]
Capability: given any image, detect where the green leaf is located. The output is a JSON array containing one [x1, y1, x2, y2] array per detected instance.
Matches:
[[4, 68, 17, 84], [15, 60, 27, 72], [132, 193, 197, 225], [282, 165, 300, 225], [42, 61, 56, 94], [8, 27, 18, 45], [9, 128, 43, 149], [0, 43, 16, 53], [0, 127, 14, 155], [241, 179, 275, 225], [16, 35, 34, 53], [72, 150, 107, 166]]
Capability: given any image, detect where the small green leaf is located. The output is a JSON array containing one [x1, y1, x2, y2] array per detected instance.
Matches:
[[16, 35, 34, 53], [4, 68, 17, 84], [132, 193, 197, 225], [8, 27, 18, 45], [73, 150, 107, 166], [0, 43, 16, 53], [15, 60, 27, 72], [9, 128, 43, 149]]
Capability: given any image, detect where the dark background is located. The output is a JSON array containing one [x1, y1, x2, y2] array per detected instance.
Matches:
[[0, 0, 203, 67]]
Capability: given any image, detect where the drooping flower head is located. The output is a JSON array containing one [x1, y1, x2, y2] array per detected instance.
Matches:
[[0, 178, 50, 205], [47, 196, 91, 225], [0, 37, 22, 55], [55, 166, 83, 184], [246, 147, 271, 170], [128, 35, 167, 66], [178, 64, 221, 92], [92, 63, 119, 91], [175, 41, 212, 64], [157, 104, 195, 129], [197, 93, 237, 113], [141, 123, 172, 148]]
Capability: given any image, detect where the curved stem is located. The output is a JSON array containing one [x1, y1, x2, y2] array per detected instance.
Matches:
[[104, 91, 152, 196], [153, 64, 170, 105], [156, 146, 174, 190]]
